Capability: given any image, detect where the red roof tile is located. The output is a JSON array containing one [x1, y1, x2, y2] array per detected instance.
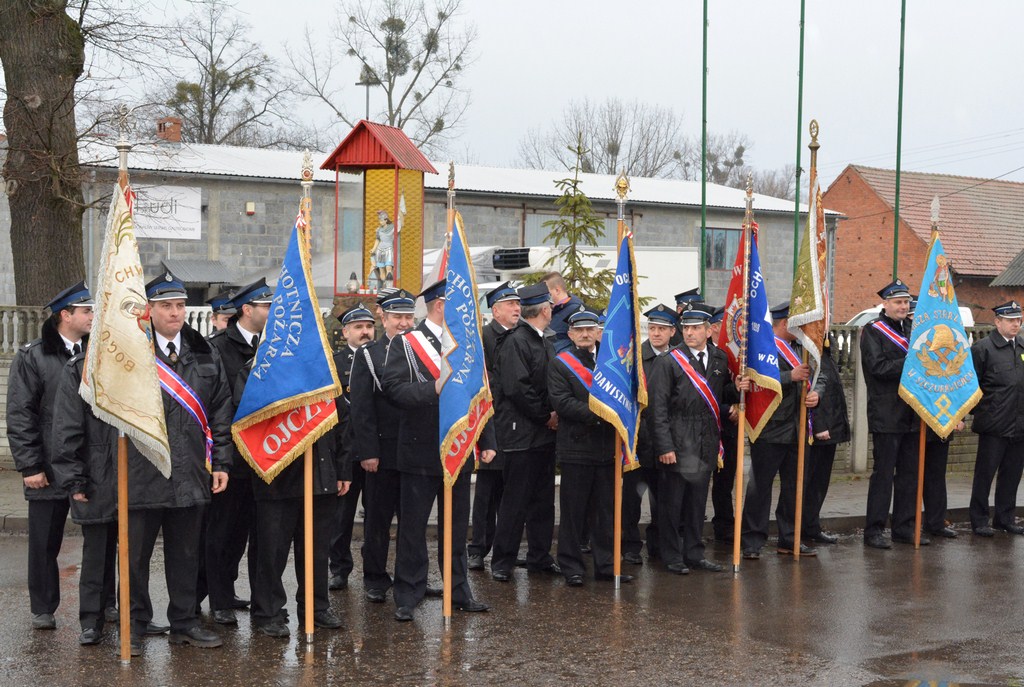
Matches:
[[849, 165, 1024, 277], [319, 120, 438, 174]]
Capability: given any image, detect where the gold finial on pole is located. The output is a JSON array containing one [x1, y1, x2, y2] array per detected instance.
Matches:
[[615, 168, 630, 202], [114, 104, 132, 186], [931, 195, 940, 230]]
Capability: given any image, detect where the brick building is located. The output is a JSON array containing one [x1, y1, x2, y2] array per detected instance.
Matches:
[[825, 165, 1024, 324]]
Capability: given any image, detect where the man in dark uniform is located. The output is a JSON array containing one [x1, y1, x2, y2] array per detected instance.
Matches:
[[468, 281, 521, 571], [549, 308, 631, 585], [969, 301, 1024, 537], [202, 278, 272, 625], [51, 347, 119, 646], [708, 305, 741, 543], [382, 279, 493, 621], [128, 271, 232, 655], [622, 304, 677, 564], [860, 279, 924, 549], [206, 287, 236, 333], [7, 282, 93, 630], [350, 290, 416, 602], [669, 287, 703, 347], [741, 301, 821, 559], [541, 272, 583, 353], [328, 303, 377, 590], [650, 303, 731, 574], [490, 282, 561, 581]]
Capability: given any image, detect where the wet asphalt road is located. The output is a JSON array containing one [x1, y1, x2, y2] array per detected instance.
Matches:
[[2, 527, 1024, 687]]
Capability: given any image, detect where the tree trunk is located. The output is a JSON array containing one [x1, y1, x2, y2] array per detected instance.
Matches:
[[0, 1, 86, 305]]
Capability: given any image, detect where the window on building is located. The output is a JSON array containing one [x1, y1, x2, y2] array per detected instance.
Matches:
[[705, 228, 741, 271]]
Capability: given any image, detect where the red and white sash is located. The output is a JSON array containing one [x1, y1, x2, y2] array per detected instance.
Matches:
[[668, 349, 724, 463], [555, 351, 594, 388], [776, 336, 816, 441], [871, 320, 909, 353], [156, 358, 213, 473], [404, 330, 441, 380]]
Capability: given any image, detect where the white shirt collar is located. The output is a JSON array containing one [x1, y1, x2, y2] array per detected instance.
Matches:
[[652, 344, 669, 355], [59, 333, 81, 353], [688, 345, 708, 359], [423, 318, 443, 339], [155, 331, 182, 357], [236, 322, 259, 346]]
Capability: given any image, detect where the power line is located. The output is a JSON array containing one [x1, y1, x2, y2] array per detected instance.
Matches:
[[818, 127, 1024, 171]]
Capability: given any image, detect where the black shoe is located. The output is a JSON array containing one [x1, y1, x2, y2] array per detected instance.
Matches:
[[595, 573, 633, 583], [491, 570, 511, 582], [394, 606, 414, 622], [467, 554, 485, 570], [104, 606, 119, 623], [424, 586, 443, 598], [622, 552, 643, 565], [777, 543, 817, 556], [168, 626, 223, 648], [31, 613, 55, 630], [666, 563, 690, 575], [328, 575, 348, 590], [741, 550, 760, 560], [687, 559, 724, 572], [995, 522, 1024, 535], [805, 532, 838, 545], [130, 635, 143, 656], [565, 574, 584, 587], [528, 563, 561, 575], [974, 526, 995, 537], [230, 596, 250, 609], [145, 622, 170, 635], [892, 533, 930, 546], [257, 621, 289, 638], [313, 609, 342, 629], [212, 609, 237, 626], [928, 526, 958, 539], [78, 628, 103, 646], [515, 558, 528, 568], [454, 599, 489, 612], [365, 588, 387, 603], [864, 534, 892, 549]]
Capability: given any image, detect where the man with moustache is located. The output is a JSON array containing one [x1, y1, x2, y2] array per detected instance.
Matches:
[[468, 282, 521, 570]]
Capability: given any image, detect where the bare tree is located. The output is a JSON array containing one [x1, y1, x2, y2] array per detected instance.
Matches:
[[745, 163, 797, 201], [288, 0, 475, 155], [153, 0, 293, 147], [517, 98, 687, 178], [676, 130, 750, 187]]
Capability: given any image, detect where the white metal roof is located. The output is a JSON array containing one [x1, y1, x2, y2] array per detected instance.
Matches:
[[80, 139, 825, 214]]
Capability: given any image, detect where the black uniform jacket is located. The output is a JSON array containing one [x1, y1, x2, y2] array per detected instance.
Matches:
[[332, 345, 357, 466], [636, 340, 668, 468], [128, 325, 233, 510], [649, 344, 731, 475], [860, 313, 917, 434], [6, 319, 84, 499], [547, 346, 616, 466], [349, 335, 402, 469], [496, 321, 556, 452], [971, 331, 1024, 438], [480, 318, 513, 471], [809, 347, 850, 445], [51, 354, 119, 524], [208, 322, 258, 477]]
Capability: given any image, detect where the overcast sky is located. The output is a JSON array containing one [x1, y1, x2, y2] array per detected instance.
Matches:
[[191, 1, 1024, 188]]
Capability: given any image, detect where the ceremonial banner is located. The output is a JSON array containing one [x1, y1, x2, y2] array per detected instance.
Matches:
[[232, 206, 342, 482], [898, 233, 981, 438], [80, 183, 171, 477], [719, 223, 782, 441], [589, 231, 646, 471], [438, 213, 494, 486], [787, 177, 829, 389]]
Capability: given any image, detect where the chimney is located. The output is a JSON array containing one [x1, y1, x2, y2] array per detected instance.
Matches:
[[156, 116, 182, 143]]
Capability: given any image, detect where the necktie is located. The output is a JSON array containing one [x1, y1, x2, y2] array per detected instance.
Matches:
[[71, 343, 81, 356], [697, 351, 706, 375], [251, 334, 259, 351], [167, 341, 178, 365]]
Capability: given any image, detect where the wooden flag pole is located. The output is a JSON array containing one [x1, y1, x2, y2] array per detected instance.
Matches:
[[300, 154, 315, 645], [443, 163, 456, 628], [914, 421, 925, 549], [732, 175, 755, 574], [117, 435, 130, 664], [612, 171, 629, 589], [793, 350, 810, 561]]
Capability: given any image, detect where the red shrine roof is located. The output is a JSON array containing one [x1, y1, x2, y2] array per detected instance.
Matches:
[[320, 120, 438, 174]]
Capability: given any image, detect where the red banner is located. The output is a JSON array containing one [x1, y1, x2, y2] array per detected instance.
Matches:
[[234, 400, 337, 479], [442, 397, 492, 480]]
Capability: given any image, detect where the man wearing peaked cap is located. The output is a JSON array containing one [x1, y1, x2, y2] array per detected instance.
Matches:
[[968, 300, 1024, 537], [860, 278, 922, 550], [201, 277, 274, 626], [206, 287, 237, 333], [622, 304, 680, 564], [328, 302, 377, 592], [126, 269, 233, 653], [549, 308, 629, 585], [468, 282, 522, 571], [490, 279, 561, 581], [346, 289, 416, 601], [669, 288, 703, 346], [6, 281, 94, 632]]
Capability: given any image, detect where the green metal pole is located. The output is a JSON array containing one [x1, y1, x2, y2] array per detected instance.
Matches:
[[893, 0, 907, 279], [793, 0, 806, 275], [699, 0, 708, 296]]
